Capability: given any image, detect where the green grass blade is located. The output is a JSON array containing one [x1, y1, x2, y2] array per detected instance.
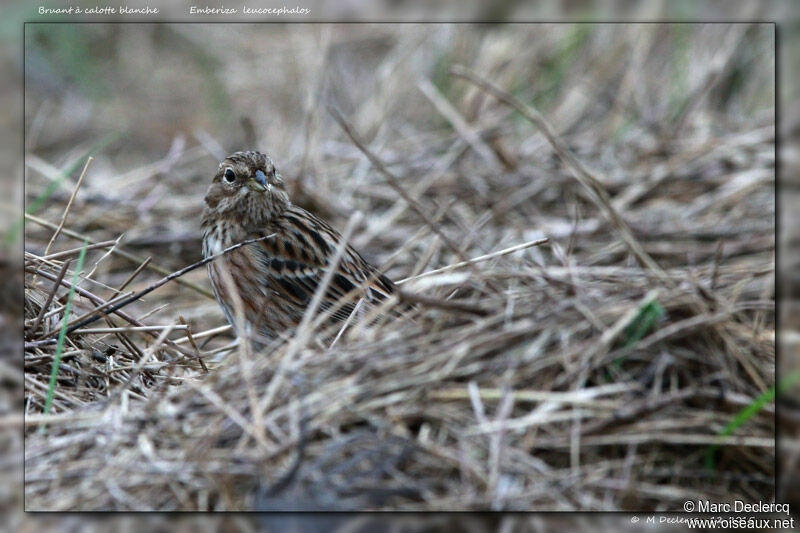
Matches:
[[621, 300, 665, 348], [42, 239, 88, 416], [606, 299, 665, 380], [705, 369, 800, 470]]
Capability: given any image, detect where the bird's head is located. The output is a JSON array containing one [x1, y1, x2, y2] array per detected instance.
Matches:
[[203, 151, 290, 226]]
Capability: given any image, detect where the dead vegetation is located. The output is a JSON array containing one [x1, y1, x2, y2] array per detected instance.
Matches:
[[23, 23, 774, 510]]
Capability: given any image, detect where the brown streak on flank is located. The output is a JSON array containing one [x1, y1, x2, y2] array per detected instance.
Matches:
[[283, 259, 300, 274], [290, 229, 311, 252], [268, 258, 285, 273], [306, 229, 331, 255], [287, 214, 333, 254], [283, 239, 297, 260], [276, 276, 309, 303]]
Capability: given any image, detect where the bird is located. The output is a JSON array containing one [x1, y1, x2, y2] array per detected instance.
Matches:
[[201, 150, 396, 345]]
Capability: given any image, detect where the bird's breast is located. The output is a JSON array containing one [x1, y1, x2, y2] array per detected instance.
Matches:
[[202, 220, 242, 258]]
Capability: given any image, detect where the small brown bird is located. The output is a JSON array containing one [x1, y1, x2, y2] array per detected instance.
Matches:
[[201, 151, 395, 343]]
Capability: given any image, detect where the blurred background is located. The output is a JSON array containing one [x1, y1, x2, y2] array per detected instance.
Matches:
[[2, 0, 796, 530], [22, 20, 776, 349]]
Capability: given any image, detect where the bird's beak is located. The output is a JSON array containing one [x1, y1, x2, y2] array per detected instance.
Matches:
[[248, 170, 268, 192]]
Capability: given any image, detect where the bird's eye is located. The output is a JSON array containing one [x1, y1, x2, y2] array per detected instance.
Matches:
[[223, 168, 236, 183]]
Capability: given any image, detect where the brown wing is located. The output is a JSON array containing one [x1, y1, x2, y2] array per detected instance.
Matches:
[[252, 206, 395, 322]]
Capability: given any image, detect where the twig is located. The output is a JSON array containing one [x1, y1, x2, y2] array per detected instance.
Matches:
[[179, 315, 207, 373], [42, 157, 92, 258], [51, 233, 275, 338], [27, 267, 163, 343], [37, 289, 134, 339], [172, 324, 231, 345], [28, 259, 71, 335], [33, 240, 118, 262], [69, 326, 188, 334], [25, 212, 215, 299], [118, 256, 152, 292], [328, 298, 364, 351], [397, 289, 489, 316], [398, 237, 549, 284]]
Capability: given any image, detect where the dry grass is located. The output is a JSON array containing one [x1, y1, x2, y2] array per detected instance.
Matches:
[[23, 23, 774, 510]]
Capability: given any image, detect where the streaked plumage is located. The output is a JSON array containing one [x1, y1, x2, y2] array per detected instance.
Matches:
[[201, 151, 395, 342]]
